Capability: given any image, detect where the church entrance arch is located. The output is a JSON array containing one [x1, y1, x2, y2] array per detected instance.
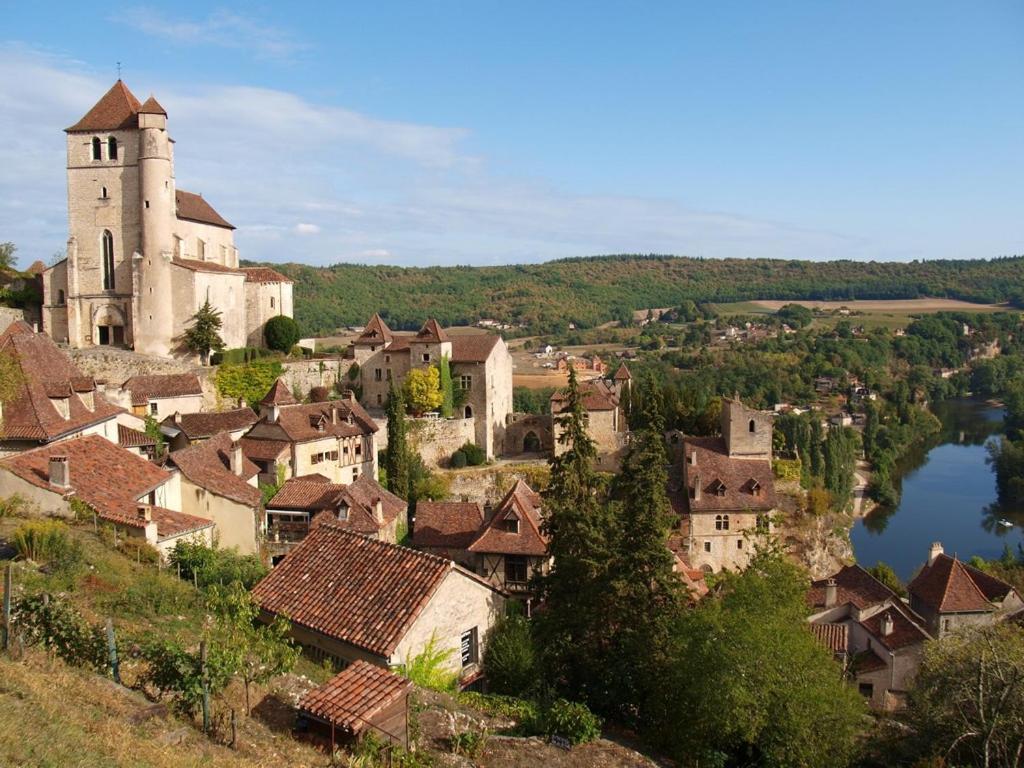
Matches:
[[93, 304, 126, 346], [523, 431, 541, 453]]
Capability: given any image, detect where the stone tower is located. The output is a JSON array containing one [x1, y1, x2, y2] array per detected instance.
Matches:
[[721, 396, 773, 460], [134, 96, 175, 356]]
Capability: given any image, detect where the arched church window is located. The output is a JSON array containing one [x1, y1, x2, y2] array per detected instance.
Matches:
[[101, 230, 115, 290], [107, 136, 118, 160], [748, 419, 756, 433], [91, 137, 102, 161]]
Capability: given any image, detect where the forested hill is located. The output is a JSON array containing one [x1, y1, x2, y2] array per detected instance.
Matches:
[[246, 254, 1024, 336]]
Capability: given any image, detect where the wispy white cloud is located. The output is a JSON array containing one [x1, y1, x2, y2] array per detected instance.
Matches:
[[0, 45, 886, 271], [115, 7, 308, 61]]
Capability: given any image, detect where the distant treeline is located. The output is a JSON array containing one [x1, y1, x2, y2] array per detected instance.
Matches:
[[243, 254, 1024, 336]]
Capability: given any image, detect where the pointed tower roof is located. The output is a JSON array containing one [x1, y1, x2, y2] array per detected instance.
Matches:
[[66, 80, 143, 132], [355, 314, 393, 345], [908, 553, 993, 613], [613, 362, 632, 381], [468, 479, 547, 556], [138, 95, 167, 115], [260, 378, 298, 407], [414, 319, 450, 343]]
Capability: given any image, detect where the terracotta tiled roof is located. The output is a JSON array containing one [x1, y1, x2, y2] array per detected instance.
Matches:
[[241, 267, 292, 284], [162, 407, 258, 440], [0, 435, 211, 538], [860, 607, 930, 652], [613, 363, 632, 381], [269, 475, 406, 536], [468, 480, 547, 556], [412, 501, 484, 550], [246, 399, 378, 444], [297, 660, 412, 733], [550, 381, 618, 412], [269, 479, 345, 510], [810, 622, 848, 654], [138, 95, 166, 115], [117, 423, 156, 448], [414, 319, 450, 343], [172, 258, 243, 275], [169, 433, 261, 508], [355, 314, 393, 345], [150, 506, 216, 541], [961, 560, 1017, 603], [25, 260, 47, 276], [0, 321, 122, 442], [121, 373, 202, 406], [252, 524, 454, 658], [175, 190, 234, 230], [852, 649, 887, 674], [909, 554, 995, 614], [66, 80, 142, 132], [681, 437, 776, 513], [239, 437, 290, 462], [808, 564, 901, 612], [450, 334, 500, 364], [260, 378, 297, 406]]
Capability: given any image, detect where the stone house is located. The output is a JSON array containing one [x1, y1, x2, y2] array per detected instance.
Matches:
[[550, 378, 628, 471], [160, 407, 259, 452], [42, 79, 293, 358], [0, 434, 213, 558], [410, 500, 484, 567], [908, 542, 1024, 637], [167, 432, 263, 555], [252, 523, 505, 684], [265, 474, 407, 563], [0, 320, 122, 458], [117, 373, 203, 419], [467, 480, 550, 595], [240, 379, 378, 486], [808, 564, 932, 710], [351, 315, 513, 460]]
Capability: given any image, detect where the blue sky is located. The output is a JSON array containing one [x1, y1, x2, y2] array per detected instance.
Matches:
[[1, 1, 1022, 268]]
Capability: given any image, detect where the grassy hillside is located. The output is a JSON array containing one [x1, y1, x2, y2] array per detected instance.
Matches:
[[247, 254, 1024, 336]]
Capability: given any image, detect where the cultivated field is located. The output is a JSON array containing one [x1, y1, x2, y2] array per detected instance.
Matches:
[[748, 298, 1014, 313]]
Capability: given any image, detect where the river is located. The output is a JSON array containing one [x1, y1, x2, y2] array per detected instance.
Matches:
[[851, 399, 1024, 581]]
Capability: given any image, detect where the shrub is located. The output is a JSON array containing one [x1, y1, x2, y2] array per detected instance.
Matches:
[[215, 359, 285, 408], [457, 691, 538, 723], [15, 594, 110, 672], [459, 441, 487, 467], [309, 385, 330, 402], [482, 614, 539, 696], [0, 494, 32, 518], [100, 570, 196, 616], [449, 728, 488, 757], [531, 699, 602, 745], [264, 315, 301, 353], [11, 520, 72, 563], [169, 540, 268, 589], [450, 450, 468, 469], [395, 633, 456, 691], [772, 458, 802, 483]]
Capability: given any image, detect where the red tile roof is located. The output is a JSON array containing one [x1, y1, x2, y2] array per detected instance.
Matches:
[[612, 363, 632, 381], [252, 524, 455, 658], [239, 437, 290, 462], [860, 607, 930, 652], [175, 190, 234, 230], [172, 258, 243, 276], [121, 373, 202, 406], [246, 399, 378, 444], [851, 649, 887, 674], [450, 334, 500, 364], [414, 319, 450, 343], [810, 622, 849, 654], [260, 378, 297, 406], [66, 80, 142, 132], [169, 433, 262, 508], [0, 435, 211, 538], [550, 380, 618, 412], [355, 314, 393, 345], [808, 564, 901, 612], [468, 480, 547, 556], [297, 660, 412, 733], [241, 267, 292, 284], [0, 321, 122, 442], [269, 475, 406, 536], [117, 423, 156, 448], [269, 479, 345, 510], [412, 501, 484, 550], [138, 95, 166, 115], [150, 506, 216, 541], [681, 437, 776, 513], [162, 407, 258, 440], [909, 554, 996, 614]]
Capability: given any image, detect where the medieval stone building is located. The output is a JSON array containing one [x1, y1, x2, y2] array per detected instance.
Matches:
[[42, 80, 293, 359]]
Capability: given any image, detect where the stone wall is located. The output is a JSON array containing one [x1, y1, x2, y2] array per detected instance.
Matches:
[[504, 413, 554, 456], [408, 416, 477, 468], [66, 347, 220, 409], [0, 307, 29, 331], [441, 461, 550, 506], [279, 357, 352, 399]]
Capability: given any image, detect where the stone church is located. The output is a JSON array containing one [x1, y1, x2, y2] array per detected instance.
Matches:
[[42, 80, 293, 359]]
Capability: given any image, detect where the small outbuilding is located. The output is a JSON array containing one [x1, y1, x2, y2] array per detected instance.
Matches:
[[296, 660, 413, 750]]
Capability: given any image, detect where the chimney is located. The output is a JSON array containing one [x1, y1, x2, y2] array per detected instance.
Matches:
[[32, 322, 39, 333], [48, 455, 70, 488], [95, 380, 106, 395], [881, 613, 894, 637], [928, 542, 944, 566], [373, 498, 384, 525], [343, 389, 356, 403], [230, 441, 244, 476], [137, 504, 152, 523], [689, 449, 697, 466], [331, 406, 338, 425], [692, 473, 701, 502], [824, 578, 838, 608], [237, 396, 244, 409], [173, 411, 182, 425]]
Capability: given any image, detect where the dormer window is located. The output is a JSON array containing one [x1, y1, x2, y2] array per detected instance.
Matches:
[[337, 504, 349, 521], [107, 136, 118, 161], [749, 479, 762, 497], [708, 479, 726, 497], [503, 516, 520, 534], [91, 137, 102, 160]]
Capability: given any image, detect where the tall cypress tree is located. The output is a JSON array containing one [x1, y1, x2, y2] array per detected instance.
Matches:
[[533, 367, 616, 702], [384, 384, 411, 500]]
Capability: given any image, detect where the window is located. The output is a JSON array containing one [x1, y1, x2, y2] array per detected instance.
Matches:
[[422, 353, 430, 363], [459, 375, 472, 390], [149, 402, 158, 415], [57, 289, 65, 305], [374, 368, 382, 382], [101, 230, 115, 290], [858, 683, 873, 699], [100, 186, 108, 199], [337, 504, 349, 521], [196, 239, 206, 261], [376, 394, 382, 405], [91, 137, 102, 160], [107, 136, 118, 160], [703, 541, 712, 553], [737, 539, 744, 549], [505, 555, 528, 584], [386, 369, 392, 381], [270, 297, 275, 309], [756, 514, 770, 534], [748, 419, 756, 433], [461, 628, 479, 667], [715, 514, 730, 531], [385, 354, 391, 363], [354, 444, 362, 456], [352, 467, 359, 480], [503, 516, 520, 534]]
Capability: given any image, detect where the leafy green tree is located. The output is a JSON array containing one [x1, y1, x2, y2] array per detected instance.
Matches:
[[652, 549, 865, 767], [143, 414, 167, 461], [263, 315, 301, 353], [823, 426, 858, 511], [438, 354, 454, 418], [183, 298, 225, 364], [214, 359, 284, 409], [404, 366, 443, 415], [482, 613, 540, 696], [533, 367, 616, 702], [867, 561, 906, 597], [908, 624, 1024, 768], [0, 242, 15, 271], [384, 384, 411, 500]]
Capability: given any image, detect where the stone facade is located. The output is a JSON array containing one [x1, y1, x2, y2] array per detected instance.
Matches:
[[42, 80, 292, 360]]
